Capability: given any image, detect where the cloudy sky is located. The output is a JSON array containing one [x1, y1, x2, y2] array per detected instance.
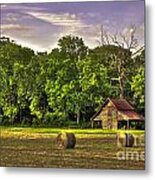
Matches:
[[1, 0, 144, 52]]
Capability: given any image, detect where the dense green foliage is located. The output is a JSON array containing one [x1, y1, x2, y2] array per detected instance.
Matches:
[[0, 35, 145, 127]]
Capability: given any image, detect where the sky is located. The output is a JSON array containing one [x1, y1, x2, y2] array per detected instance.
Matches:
[[1, 0, 145, 52]]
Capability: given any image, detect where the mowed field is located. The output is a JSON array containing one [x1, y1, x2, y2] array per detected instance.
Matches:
[[0, 127, 145, 170]]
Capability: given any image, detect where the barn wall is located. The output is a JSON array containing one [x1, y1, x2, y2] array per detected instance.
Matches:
[[101, 109, 108, 129], [100, 101, 118, 129]]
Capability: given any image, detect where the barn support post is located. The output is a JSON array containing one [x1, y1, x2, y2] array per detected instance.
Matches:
[[127, 120, 130, 130]]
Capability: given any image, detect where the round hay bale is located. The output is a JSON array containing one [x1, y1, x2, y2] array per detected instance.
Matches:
[[116, 133, 135, 147], [125, 133, 134, 147], [116, 133, 126, 147], [56, 132, 76, 149]]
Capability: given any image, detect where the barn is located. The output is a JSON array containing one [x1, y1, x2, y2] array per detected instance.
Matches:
[[91, 98, 144, 130]]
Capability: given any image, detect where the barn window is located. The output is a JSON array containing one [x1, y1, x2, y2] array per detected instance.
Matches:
[[108, 109, 113, 116]]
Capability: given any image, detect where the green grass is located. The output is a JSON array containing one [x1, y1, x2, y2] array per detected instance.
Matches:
[[0, 126, 144, 135], [0, 126, 145, 169]]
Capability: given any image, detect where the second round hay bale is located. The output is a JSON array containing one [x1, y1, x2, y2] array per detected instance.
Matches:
[[56, 132, 76, 149], [116, 133, 135, 147], [125, 133, 134, 147]]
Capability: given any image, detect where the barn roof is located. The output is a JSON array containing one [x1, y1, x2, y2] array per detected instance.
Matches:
[[118, 111, 144, 121], [91, 98, 144, 121], [108, 98, 134, 111]]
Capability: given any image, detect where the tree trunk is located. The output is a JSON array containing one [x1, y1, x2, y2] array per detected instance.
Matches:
[[76, 108, 80, 125], [91, 120, 94, 128], [20, 107, 22, 122], [119, 76, 124, 99], [118, 61, 124, 99]]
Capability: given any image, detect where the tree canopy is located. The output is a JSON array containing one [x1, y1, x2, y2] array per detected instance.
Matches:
[[0, 35, 145, 127]]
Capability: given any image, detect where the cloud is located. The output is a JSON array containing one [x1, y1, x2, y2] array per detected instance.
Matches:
[[122, 24, 144, 44], [1, 4, 8, 8], [1, 12, 32, 23], [25, 11, 91, 43], [1, 4, 46, 12], [1, 24, 31, 31], [122, 26, 137, 36], [27, 12, 83, 27], [1, 31, 58, 52], [86, 12, 100, 18], [2, 14, 18, 23], [26, 11, 101, 41]]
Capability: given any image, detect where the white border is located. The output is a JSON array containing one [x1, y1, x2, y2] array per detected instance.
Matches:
[[0, 0, 141, 3]]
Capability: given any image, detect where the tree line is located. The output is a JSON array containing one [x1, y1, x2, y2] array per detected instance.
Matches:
[[0, 35, 144, 127]]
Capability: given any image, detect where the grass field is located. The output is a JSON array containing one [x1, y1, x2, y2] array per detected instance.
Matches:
[[0, 126, 145, 169]]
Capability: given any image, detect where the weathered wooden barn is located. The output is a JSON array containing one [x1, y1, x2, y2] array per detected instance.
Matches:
[[91, 98, 144, 130]]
